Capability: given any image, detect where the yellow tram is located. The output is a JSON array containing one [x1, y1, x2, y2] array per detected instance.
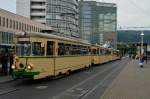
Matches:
[[11, 32, 120, 80]]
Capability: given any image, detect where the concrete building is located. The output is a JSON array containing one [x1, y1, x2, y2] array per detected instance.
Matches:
[[0, 8, 52, 50], [16, 0, 46, 24], [16, 0, 79, 38], [79, 1, 117, 47]]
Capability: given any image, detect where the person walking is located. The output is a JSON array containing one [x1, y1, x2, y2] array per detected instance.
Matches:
[[1, 53, 8, 75], [139, 53, 144, 68], [9, 51, 14, 74]]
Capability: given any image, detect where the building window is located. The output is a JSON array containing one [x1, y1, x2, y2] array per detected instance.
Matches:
[[3, 17, 5, 27], [10, 19, 12, 28], [29, 25, 31, 32], [19, 22, 21, 30], [13, 20, 15, 29], [25, 24, 26, 31], [6, 18, 8, 28], [16, 21, 18, 30], [22, 23, 24, 31], [0, 16, 1, 26], [27, 24, 29, 31]]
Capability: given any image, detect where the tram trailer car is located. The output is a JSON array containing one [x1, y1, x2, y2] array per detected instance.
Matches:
[[11, 33, 120, 80]]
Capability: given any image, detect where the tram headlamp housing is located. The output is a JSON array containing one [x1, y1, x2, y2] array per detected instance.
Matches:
[[11, 64, 16, 69], [27, 63, 33, 70]]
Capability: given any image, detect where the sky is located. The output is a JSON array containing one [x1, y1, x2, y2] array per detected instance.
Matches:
[[0, 0, 150, 29]]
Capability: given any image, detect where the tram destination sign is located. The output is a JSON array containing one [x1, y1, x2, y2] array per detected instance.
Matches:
[[18, 37, 30, 42]]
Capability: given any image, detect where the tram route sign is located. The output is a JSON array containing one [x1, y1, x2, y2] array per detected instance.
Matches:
[[18, 37, 30, 42]]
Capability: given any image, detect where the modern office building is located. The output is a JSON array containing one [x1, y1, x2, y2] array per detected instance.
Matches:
[[16, 0, 46, 24], [16, 0, 79, 38], [0, 8, 52, 50], [79, 1, 117, 47]]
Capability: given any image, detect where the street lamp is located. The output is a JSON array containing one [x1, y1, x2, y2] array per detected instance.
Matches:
[[141, 32, 144, 54]]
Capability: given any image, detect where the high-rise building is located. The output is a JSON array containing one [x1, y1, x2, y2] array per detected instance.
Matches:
[[16, 0, 79, 37], [17, 0, 46, 24], [79, 1, 117, 47]]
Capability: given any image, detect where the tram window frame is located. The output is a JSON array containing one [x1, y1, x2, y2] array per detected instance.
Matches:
[[32, 42, 44, 56], [16, 42, 31, 56], [92, 49, 97, 55], [100, 49, 105, 55], [71, 44, 77, 55], [47, 41, 54, 56], [97, 48, 99, 55], [58, 43, 72, 56], [80, 46, 88, 55], [65, 44, 71, 55], [105, 50, 111, 55], [58, 43, 65, 56]]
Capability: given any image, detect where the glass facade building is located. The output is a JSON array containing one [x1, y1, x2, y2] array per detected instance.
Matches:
[[79, 1, 117, 47], [17, 0, 79, 38], [46, 0, 79, 37]]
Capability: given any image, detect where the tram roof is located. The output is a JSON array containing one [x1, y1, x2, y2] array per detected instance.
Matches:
[[16, 32, 91, 45]]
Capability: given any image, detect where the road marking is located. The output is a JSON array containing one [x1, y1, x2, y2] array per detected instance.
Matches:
[[35, 86, 48, 89], [51, 60, 125, 99], [0, 88, 18, 96]]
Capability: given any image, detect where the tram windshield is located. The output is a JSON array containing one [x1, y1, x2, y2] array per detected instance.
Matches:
[[16, 42, 45, 56], [16, 43, 31, 56]]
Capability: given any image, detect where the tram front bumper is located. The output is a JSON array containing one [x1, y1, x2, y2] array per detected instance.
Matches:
[[12, 70, 40, 78]]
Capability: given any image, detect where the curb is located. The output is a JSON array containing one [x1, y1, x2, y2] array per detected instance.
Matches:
[[0, 77, 14, 84]]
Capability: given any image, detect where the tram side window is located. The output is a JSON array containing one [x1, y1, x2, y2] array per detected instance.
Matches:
[[80, 46, 89, 55], [92, 49, 97, 55], [71, 45, 77, 55], [58, 43, 64, 55], [58, 43, 72, 55], [65, 44, 71, 55], [47, 41, 54, 56], [97, 49, 99, 55], [105, 50, 111, 55], [100, 49, 105, 55], [32, 42, 44, 56]]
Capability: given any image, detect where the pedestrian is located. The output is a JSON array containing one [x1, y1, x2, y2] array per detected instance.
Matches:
[[1, 53, 8, 75], [139, 53, 144, 68], [9, 51, 14, 74], [0, 53, 2, 75]]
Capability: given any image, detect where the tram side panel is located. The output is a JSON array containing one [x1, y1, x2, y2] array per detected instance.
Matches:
[[27, 57, 55, 80], [54, 55, 91, 75], [92, 55, 100, 65]]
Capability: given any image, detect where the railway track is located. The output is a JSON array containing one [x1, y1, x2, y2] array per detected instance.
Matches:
[[51, 58, 128, 99]]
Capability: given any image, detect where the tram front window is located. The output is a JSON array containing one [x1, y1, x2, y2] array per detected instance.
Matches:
[[32, 42, 44, 56], [16, 43, 31, 56]]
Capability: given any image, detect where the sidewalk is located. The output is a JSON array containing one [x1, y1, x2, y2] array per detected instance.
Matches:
[[0, 75, 13, 83], [0, 64, 13, 83], [100, 60, 150, 99]]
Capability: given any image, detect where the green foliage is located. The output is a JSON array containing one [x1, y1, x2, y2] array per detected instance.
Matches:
[[117, 43, 137, 56]]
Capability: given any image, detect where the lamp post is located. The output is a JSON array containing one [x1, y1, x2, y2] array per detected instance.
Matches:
[[141, 32, 144, 54]]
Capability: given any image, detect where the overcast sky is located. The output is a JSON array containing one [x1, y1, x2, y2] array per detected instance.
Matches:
[[0, 0, 150, 29]]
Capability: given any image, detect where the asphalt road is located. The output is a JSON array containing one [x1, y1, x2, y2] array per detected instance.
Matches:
[[0, 58, 128, 99]]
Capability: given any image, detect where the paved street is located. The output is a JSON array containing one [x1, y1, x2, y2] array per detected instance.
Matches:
[[100, 60, 150, 99], [0, 58, 128, 99]]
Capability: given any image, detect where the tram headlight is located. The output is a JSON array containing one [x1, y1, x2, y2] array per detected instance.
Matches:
[[11, 64, 16, 69], [27, 63, 33, 70]]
